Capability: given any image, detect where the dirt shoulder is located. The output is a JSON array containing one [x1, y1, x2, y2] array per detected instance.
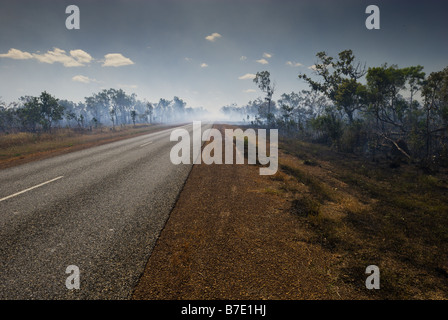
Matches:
[[132, 124, 368, 300]]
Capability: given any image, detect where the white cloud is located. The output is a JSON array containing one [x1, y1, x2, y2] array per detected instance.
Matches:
[[286, 61, 303, 67], [262, 52, 272, 59], [72, 75, 94, 83], [200, 63, 208, 68], [243, 89, 256, 93], [0, 48, 33, 60], [205, 32, 222, 42], [0, 47, 92, 67], [308, 64, 317, 71], [70, 50, 93, 64], [32, 48, 93, 67], [185, 57, 192, 62], [238, 73, 256, 80], [240, 56, 247, 61], [256, 58, 269, 65], [102, 53, 134, 67]]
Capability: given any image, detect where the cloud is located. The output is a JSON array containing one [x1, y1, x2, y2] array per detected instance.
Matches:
[[33, 48, 93, 67], [0, 48, 135, 69], [240, 56, 247, 61], [256, 58, 269, 65], [262, 52, 272, 59], [102, 53, 134, 67], [200, 63, 208, 68], [185, 57, 192, 62], [205, 32, 222, 42], [70, 50, 93, 64], [243, 89, 256, 93], [286, 61, 303, 67], [72, 75, 94, 83], [238, 73, 256, 80], [0, 47, 93, 67], [308, 64, 317, 71], [0, 48, 33, 60]]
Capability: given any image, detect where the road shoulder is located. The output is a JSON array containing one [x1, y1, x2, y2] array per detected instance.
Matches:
[[132, 124, 365, 299]]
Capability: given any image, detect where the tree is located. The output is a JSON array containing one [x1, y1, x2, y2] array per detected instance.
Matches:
[[96, 89, 115, 125], [253, 71, 275, 126], [0, 100, 19, 133], [109, 108, 116, 129], [366, 64, 411, 134], [18, 96, 41, 132], [156, 98, 171, 123], [421, 67, 448, 157], [172, 96, 186, 122], [85, 94, 105, 125], [39, 91, 64, 132], [109, 89, 135, 125], [146, 102, 154, 123], [130, 110, 137, 126], [404, 65, 425, 112], [310, 106, 344, 146], [299, 50, 366, 123], [16, 92, 64, 132]]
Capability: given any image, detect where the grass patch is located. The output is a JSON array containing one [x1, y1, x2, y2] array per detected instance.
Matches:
[[303, 159, 318, 166], [277, 136, 448, 299], [280, 163, 335, 202], [291, 197, 321, 217]]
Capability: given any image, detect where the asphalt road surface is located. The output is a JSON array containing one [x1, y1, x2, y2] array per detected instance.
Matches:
[[0, 122, 211, 299]]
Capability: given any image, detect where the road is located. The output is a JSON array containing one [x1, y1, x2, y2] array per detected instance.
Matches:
[[0, 122, 211, 299]]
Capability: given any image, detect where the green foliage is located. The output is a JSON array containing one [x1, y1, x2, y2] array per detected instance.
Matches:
[[16, 92, 64, 132], [339, 120, 366, 153], [295, 49, 447, 166], [299, 49, 366, 123], [310, 109, 343, 146]]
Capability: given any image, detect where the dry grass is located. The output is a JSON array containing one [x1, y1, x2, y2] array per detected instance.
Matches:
[[273, 137, 448, 299]]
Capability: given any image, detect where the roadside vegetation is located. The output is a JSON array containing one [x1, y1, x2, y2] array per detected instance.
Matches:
[[0, 88, 207, 167], [274, 139, 448, 299], [0, 124, 172, 169], [231, 49, 448, 298], [0, 88, 207, 134], [222, 49, 448, 174]]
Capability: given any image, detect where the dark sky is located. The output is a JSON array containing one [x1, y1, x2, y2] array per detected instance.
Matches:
[[0, 0, 447, 113]]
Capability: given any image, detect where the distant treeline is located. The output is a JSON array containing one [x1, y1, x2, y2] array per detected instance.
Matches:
[[220, 50, 448, 169], [0, 88, 208, 132]]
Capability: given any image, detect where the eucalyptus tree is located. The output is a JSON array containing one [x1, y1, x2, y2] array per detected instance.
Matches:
[[253, 71, 275, 126], [299, 50, 367, 124]]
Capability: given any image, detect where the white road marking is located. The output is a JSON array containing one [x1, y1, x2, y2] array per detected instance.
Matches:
[[0, 176, 64, 203], [140, 141, 153, 147]]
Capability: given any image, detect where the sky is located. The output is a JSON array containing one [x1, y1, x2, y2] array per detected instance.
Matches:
[[0, 0, 447, 114]]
